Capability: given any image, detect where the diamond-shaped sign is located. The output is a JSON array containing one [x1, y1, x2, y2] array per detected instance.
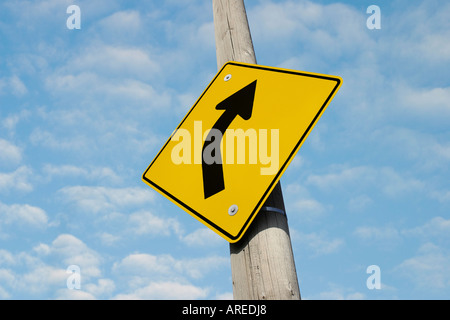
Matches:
[[142, 61, 342, 243]]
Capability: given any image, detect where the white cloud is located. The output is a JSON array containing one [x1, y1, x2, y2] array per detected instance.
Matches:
[[19, 265, 68, 295], [348, 195, 373, 212], [58, 186, 184, 242], [51, 234, 102, 278], [96, 232, 121, 247], [45, 71, 172, 110], [306, 165, 424, 198], [0, 202, 48, 230], [0, 75, 28, 97], [42, 164, 122, 185], [59, 186, 155, 213], [127, 210, 181, 237], [372, 127, 450, 171], [42, 43, 172, 112], [4, 0, 116, 31], [29, 128, 88, 151], [292, 198, 328, 221], [284, 182, 310, 196], [0, 234, 114, 299], [387, 2, 450, 65], [306, 166, 372, 190], [96, 11, 143, 38], [0, 139, 22, 165], [291, 231, 344, 256], [215, 291, 233, 300], [182, 227, 223, 247], [0, 289, 10, 299], [28, 105, 163, 164], [180, 256, 229, 280], [55, 288, 96, 300], [395, 243, 450, 290], [113, 253, 228, 281], [380, 167, 424, 197], [402, 216, 450, 239], [113, 281, 208, 300], [0, 268, 15, 286], [431, 190, 450, 203], [0, 270, 15, 299], [400, 86, 450, 118], [33, 243, 51, 256], [68, 45, 160, 81], [0, 248, 69, 296], [111, 252, 227, 299], [1, 110, 30, 135], [248, 1, 373, 66], [284, 182, 330, 222], [9, 75, 28, 96], [42, 164, 87, 177], [248, 0, 449, 78], [311, 284, 365, 300], [0, 250, 15, 265], [0, 166, 33, 193], [353, 225, 401, 245], [83, 278, 115, 298], [0, 269, 15, 299], [113, 253, 177, 278]]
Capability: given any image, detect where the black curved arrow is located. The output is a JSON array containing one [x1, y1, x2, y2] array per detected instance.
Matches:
[[202, 80, 257, 199]]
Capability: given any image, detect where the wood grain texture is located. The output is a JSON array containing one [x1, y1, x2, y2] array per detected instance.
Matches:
[[213, 0, 257, 67], [213, 0, 300, 300], [229, 183, 301, 300]]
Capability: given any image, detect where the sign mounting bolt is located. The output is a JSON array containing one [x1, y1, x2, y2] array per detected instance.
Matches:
[[228, 205, 238, 216], [224, 74, 232, 81]]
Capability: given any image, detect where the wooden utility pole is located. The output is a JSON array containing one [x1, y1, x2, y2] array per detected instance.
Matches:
[[212, 0, 300, 300]]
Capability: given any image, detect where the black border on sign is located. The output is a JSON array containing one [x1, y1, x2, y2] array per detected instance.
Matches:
[[142, 61, 342, 242]]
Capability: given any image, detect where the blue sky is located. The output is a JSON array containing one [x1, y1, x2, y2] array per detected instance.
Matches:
[[0, 0, 449, 299]]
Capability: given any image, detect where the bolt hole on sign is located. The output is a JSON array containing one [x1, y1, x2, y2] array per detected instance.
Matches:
[[142, 62, 342, 243]]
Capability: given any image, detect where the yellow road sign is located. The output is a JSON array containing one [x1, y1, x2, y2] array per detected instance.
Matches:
[[142, 61, 342, 243]]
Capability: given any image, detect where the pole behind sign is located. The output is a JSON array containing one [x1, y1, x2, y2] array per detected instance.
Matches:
[[212, 0, 301, 300]]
